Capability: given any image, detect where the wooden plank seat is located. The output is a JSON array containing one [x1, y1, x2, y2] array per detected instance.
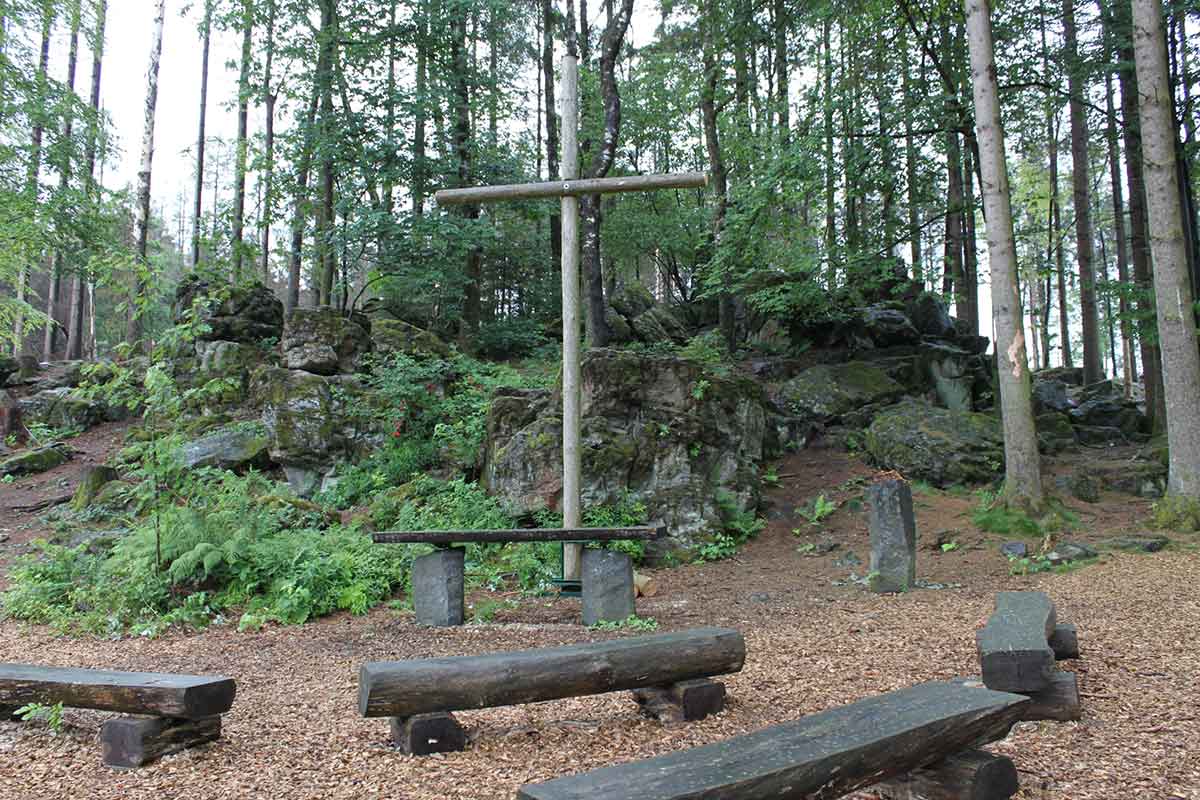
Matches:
[[975, 591, 1083, 722], [0, 664, 236, 769], [516, 680, 1031, 800], [358, 627, 745, 755], [373, 525, 667, 627]]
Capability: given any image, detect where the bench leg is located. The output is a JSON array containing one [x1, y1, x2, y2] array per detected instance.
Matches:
[[581, 549, 635, 626], [412, 548, 465, 627], [873, 749, 1019, 800], [1020, 671, 1081, 722], [0, 704, 21, 721], [390, 712, 466, 756], [101, 715, 222, 769], [633, 678, 726, 723]]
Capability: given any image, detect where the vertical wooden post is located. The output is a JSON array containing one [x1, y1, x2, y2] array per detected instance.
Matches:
[[560, 52, 582, 581]]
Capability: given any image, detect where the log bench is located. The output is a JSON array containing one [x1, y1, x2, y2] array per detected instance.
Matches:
[[975, 591, 1082, 722], [0, 664, 236, 768], [516, 680, 1031, 800], [358, 627, 744, 755], [372, 525, 666, 626]]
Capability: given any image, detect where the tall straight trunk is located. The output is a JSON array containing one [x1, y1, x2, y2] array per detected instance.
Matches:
[[1103, 50, 1136, 393], [823, 16, 836, 287], [944, 126, 965, 301], [1099, 231, 1118, 376], [412, 2, 427, 216], [1116, 1, 1165, 429], [580, 0, 633, 348], [231, 0, 253, 282], [1063, 0, 1103, 383], [902, 29, 922, 282], [260, 0, 276, 283], [773, 0, 788, 136], [288, 88, 320, 314], [1132, 0, 1200, 497], [192, 0, 212, 268], [68, 0, 105, 361], [700, 0, 732, 350], [1028, 282, 1042, 370], [1049, 111, 1072, 367], [383, 0, 397, 220], [964, 0, 1043, 510], [542, 0, 560, 265], [13, 3, 53, 356], [45, 1, 81, 358], [129, 0, 166, 351], [962, 143, 979, 332], [451, 10, 481, 346], [316, 0, 336, 306]]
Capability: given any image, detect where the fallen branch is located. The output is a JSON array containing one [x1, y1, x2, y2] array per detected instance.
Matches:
[[9, 493, 72, 513]]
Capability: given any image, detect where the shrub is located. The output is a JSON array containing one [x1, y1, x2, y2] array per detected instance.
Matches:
[[475, 317, 548, 359]]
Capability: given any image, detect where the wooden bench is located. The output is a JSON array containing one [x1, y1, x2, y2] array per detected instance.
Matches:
[[516, 680, 1031, 800], [975, 591, 1082, 722], [358, 627, 744, 755], [373, 524, 667, 626], [0, 664, 236, 768]]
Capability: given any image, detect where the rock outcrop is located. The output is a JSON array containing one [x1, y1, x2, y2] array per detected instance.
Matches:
[[175, 277, 284, 344], [864, 399, 1004, 486], [282, 308, 372, 375], [483, 349, 767, 554]]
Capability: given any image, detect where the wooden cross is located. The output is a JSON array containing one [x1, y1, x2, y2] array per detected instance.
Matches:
[[436, 51, 707, 582]]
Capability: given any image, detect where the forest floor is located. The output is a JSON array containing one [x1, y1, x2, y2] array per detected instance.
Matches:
[[0, 422, 1197, 799]]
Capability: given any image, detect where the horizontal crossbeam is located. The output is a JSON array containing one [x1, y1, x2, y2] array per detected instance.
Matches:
[[434, 172, 707, 206], [372, 525, 667, 545]]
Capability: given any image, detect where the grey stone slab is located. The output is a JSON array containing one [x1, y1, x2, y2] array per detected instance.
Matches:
[[412, 548, 464, 627], [581, 549, 635, 626], [867, 478, 917, 593]]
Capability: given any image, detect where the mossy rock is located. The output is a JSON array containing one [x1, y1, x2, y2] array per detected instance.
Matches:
[[610, 283, 656, 319], [864, 399, 1004, 486], [176, 422, 272, 471], [372, 318, 452, 360], [0, 443, 70, 477], [780, 362, 905, 427], [1036, 412, 1075, 453], [71, 465, 120, 511]]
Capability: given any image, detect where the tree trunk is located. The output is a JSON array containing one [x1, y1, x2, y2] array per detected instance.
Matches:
[[316, 0, 336, 306], [542, 0, 560, 266], [962, 143, 979, 333], [287, 88, 320, 314], [580, 0, 633, 348], [964, 0, 1043, 510], [231, 0, 253, 282], [823, 16, 836, 287], [68, 0, 106, 361], [944, 126, 964, 301], [259, 0, 277, 283], [44, 1, 81, 358], [1131, 0, 1200, 498], [1063, 0, 1103, 383], [12, 3, 53, 357], [1102, 27, 1136, 393], [1116, 1, 1166, 430], [700, 0, 733, 351], [1049, 111, 1071, 368], [450, 9, 481, 347], [902, 29, 922, 282], [773, 0, 788, 137], [192, 0, 212, 269], [413, 1, 428, 216], [128, 0, 165, 352]]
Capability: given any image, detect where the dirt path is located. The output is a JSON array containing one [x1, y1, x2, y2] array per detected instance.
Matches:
[[0, 426, 1196, 799]]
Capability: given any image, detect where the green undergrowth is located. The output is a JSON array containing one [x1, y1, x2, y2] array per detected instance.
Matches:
[[971, 490, 1078, 538], [1150, 496, 1200, 532]]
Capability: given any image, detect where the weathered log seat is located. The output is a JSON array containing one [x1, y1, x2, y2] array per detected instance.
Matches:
[[373, 525, 667, 627], [516, 680, 1031, 800], [975, 591, 1083, 722], [358, 627, 745, 755], [0, 664, 236, 768]]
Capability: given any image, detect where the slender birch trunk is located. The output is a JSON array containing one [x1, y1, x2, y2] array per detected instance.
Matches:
[[192, 0, 212, 268], [231, 0, 253, 282], [260, 0, 276, 283], [45, 1, 81, 358]]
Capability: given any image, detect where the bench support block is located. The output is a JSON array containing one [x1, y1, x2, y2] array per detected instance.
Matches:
[[874, 749, 1019, 800], [633, 679, 725, 723], [1049, 623, 1079, 660], [390, 712, 466, 756], [581, 549, 635, 626], [412, 548, 465, 627], [1020, 671, 1081, 722], [0, 704, 20, 721], [101, 715, 221, 769]]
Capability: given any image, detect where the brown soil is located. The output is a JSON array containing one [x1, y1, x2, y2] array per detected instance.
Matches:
[[0, 421, 1197, 799]]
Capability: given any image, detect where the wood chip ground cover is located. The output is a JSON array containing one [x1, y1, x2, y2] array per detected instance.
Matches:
[[1, 443, 1197, 799]]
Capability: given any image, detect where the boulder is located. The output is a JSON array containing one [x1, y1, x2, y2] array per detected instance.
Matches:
[[918, 343, 975, 411], [629, 306, 689, 346], [176, 422, 272, 471], [1035, 412, 1076, 453], [1037, 366, 1084, 386], [1032, 379, 1075, 415], [1065, 472, 1101, 503], [906, 293, 956, 339], [254, 366, 386, 495], [484, 349, 767, 554], [18, 387, 104, 431], [1045, 542, 1097, 566], [195, 340, 268, 405], [24, 360, 85, 392], [1068, 397, 1145, 435], [861, 305, 920, 346], [71, 465, 120, 511], [0, 356, 17, 386], [175, 276, 284, 344], [778, 362, 905, 428], [864, 399, 1005, 486], [282, 307, 372, 375], [609, 283, 656, 319], [1101, 535, 1169, 553], [0, 443, 70, 477], [372, 318, 452, 360], [0, 390, 19, 440]]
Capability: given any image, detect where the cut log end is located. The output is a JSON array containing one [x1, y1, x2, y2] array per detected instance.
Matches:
[[874, 749, 1019, 800], [633, 679, 725, 723], [1019, 671, 1081, 722], [101, 715, 221, 769], [1049, 623, 1080, 660], [633, 573, 658, 598]]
